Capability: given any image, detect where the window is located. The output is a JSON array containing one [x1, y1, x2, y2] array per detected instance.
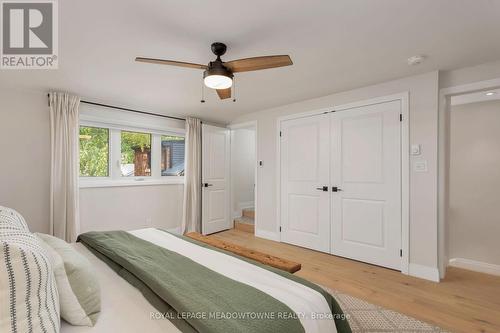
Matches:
[[78, 123, 185, 187], [161, 135, 185, 176], [79, 126, 109, 177], [121, 131, 151, 177]]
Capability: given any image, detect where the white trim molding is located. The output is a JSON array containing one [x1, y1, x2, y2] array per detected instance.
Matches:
[[408, 263, 440, 282], [449, 258, 500, 277]]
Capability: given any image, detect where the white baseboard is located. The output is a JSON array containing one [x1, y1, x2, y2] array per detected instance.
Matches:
[[166, 226, 182, 235], [448, 258, 500, 276], [408, 263, 440, 282], [255, 229, 280, 242]]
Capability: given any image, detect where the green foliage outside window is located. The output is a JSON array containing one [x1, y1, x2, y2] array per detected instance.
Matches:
[[79, 127, 177, 178], [121, 131, 151, 164], [79, 126, 109, 177]]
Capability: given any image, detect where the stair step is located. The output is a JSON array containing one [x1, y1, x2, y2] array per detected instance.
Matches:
[[234, 216, 254, 233], [242, 208, 255, 219]]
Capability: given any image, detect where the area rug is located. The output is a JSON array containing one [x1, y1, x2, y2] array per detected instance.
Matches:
[[321, 286, 450, 333]]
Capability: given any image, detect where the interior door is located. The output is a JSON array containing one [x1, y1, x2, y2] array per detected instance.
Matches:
[[280, 114, 330, 252], [202, 124, 230, 235], [330, 100, 402, 270]]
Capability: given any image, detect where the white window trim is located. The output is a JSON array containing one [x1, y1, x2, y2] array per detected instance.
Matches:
[[79, 120, 185, 188]]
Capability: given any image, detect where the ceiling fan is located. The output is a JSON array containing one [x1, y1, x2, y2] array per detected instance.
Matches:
[[135, 42, 293, 100]]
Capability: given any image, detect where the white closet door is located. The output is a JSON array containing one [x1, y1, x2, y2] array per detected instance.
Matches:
[[202, 124, 231, 235], [330, 100, 402, 270], [280, 114, 330, 252]]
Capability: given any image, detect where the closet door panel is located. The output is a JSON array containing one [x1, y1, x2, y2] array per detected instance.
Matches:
[[330, 101, 402, 270], [280, 114, 330, 252]]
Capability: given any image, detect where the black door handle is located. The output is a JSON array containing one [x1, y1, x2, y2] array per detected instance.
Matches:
[[332, 186, 343, 192], [203, 183, 213, 187], [316, 186, 328, 192]]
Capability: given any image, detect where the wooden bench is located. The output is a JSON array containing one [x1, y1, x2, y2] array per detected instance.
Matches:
[[185, 232, 301, 273]]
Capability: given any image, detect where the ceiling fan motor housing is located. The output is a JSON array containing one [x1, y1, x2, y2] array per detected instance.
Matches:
[[211, 42, 227, 58], [204, 60, 233, 80]]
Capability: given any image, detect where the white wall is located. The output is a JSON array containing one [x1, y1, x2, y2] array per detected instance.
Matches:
[[448, 100, 500, 266], [230, 127, 255, 216], [79, 184, 184, 232], [231, 71, 440, 272], [0, 86, 51, 233]]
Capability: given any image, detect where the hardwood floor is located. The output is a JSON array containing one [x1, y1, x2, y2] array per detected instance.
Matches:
[[213, 229, 500, 333]]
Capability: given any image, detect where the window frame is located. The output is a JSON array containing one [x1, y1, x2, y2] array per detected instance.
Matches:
[[79, 120, 185, 188]]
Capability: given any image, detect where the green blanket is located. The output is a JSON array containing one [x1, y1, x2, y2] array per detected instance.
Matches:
[[78, 230, 351, 333]]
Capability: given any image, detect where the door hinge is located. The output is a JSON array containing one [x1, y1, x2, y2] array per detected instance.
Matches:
[[400, 249, 403, 257], [279, 131, 282, 137], [279, 226, 282, 232], [400, 114, 403, 122]]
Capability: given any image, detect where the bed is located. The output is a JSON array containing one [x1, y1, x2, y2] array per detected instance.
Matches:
[[66, 228, 351, 333]]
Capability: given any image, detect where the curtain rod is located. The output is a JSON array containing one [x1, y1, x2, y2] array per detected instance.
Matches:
[[47, 94, 186, 122]]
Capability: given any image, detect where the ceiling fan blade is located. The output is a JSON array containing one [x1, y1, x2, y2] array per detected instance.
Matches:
[[135, 57, 208, 70], [216, 88, 231, 100], [224, 55, 292, 73]]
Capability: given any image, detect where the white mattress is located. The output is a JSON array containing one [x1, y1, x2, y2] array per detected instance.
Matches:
[[60, 243, 181, 333]]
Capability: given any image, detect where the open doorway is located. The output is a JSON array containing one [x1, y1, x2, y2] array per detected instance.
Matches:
[[446, 89, 500, 275], [230, 122, 257, 234], [440, 83, 500, 277]]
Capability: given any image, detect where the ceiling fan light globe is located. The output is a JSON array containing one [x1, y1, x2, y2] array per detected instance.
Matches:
[[204, 75, 233, 89]]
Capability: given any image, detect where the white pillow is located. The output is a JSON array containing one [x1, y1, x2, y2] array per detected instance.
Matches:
[[0, 230, 60, 333], [37, 233, 101, 326], [0, 206, 30, 231]]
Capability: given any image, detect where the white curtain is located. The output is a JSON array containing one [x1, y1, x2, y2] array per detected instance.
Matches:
[[49, 92, 80, 242], [182, 117, 202, 234]]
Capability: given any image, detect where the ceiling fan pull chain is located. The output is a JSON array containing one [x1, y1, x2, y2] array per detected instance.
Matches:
[[233, 76, 237, 102], [200, 75, 205, 103]]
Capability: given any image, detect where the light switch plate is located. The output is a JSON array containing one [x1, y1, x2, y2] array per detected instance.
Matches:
[[411, 144, 421, 155], [414, 160, 428, 172]]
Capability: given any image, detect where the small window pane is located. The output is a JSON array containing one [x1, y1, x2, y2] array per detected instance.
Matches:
[[121, 131, 151, 177], [79, 126, 109, 177], [161, 135, 185, 176]]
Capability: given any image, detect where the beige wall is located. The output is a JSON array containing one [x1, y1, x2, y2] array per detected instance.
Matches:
[[448, 100, 500, 265], [79, 185, 184, 233], [231, 71, 440, 271], [0, 87, 51, 233]]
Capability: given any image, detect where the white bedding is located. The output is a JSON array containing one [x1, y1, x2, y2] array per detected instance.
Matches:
[[60, 243, 181, 333], [63, 230, 337, 333], [129, 228, 336, 333]]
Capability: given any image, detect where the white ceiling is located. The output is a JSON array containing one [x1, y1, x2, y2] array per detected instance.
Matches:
[[2, 0, 500, 123]]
